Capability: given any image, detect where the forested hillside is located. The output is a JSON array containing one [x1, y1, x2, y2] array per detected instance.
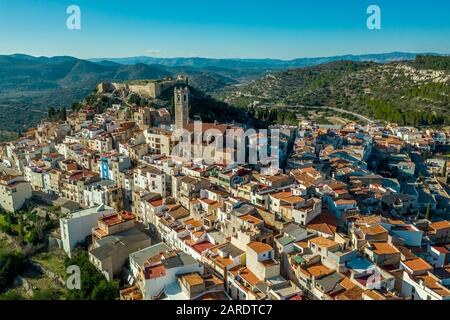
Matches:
[[218, 56, 450, 126]]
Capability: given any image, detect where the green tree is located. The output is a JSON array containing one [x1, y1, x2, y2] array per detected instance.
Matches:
[[90, 280, 120, 300], [25, 229, 39, 245], [0, 289, 25, 300], [128, 93, 142, 106], [0, 214, 13, 234], [60, 107, 67, 121], [64, 251, 119, 300], [71, 102, 81, 112], [425, 203, 431, 221], [0, 252, 28, 294], [17, 216, 24, 239], [48, 107, 56, 119], [33, 288, 63, 300], [247, 106, 256, 117], [85, 95, 97, 106]]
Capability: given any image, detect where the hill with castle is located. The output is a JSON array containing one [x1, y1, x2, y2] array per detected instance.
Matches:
[[1, 53, 449, 142]]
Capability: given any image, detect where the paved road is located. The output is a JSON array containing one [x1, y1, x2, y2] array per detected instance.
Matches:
[[285, 105, 375, 124]]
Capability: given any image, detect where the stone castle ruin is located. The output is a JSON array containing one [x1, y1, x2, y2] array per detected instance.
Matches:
[[97, 75, 188, 99]]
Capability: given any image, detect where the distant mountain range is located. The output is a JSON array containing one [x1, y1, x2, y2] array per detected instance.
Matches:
[[0, 52, 448, 140], [89, 52, 449, 70], [0, 55, 164, 136]]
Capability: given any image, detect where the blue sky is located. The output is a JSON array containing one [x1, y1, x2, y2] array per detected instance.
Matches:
[[0, 0, 449, 59]]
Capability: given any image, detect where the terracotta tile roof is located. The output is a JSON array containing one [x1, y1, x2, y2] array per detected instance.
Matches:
[[99, 211, 136, 227], [238, 267, 262, 286], [335, 199, 357, 205], [229, 266, 262, 287], [144, 264, 166, 280], [195, 291, 230, 300], [340, 277, 356, 290], [184, 218, 204, 229], [182, 273, 204, 286], [148, 198, 164, 207], [327, 182, 347, 190], [190, 241, 215, 254], [307, 213, 338, 236], [301, 263, 333, 278], [355, 215, 383, 225], [247, 241, 273, 254], [364, 290, 386, 300], [282, 196, 305, 204], [360, 225, 388, 236], [192, 231, 206, 238], [335, 286, 364, 300], [309, 236, 339, 249], [287, 294, 303, 300], [239, 214, 263, 225], [371, 242, 400, 255], [270, 191, 292, 200], [415, 274, 450, 297], [294, 238, 314, 250], [213, 255, 235, 268], [184, 123, 229, 134], [402, 258, 433, 272], [388, 218, 405, 225], [430, 220, 450, 231]]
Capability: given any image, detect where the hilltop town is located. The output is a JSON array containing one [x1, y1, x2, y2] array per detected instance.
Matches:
[[1, 76, 450, 301]]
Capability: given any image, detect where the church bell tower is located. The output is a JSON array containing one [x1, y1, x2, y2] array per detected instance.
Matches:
[[174, 86, 189, 130]]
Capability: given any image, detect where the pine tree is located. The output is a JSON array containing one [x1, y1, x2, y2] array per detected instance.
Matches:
[[60, 107, 67, 121], [48, 107, 56, 119]]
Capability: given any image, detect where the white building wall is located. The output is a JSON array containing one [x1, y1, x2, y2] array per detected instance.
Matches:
[[0, 182, 32, 212], [143, 263, 203, 299], [402, 273, 450, 300], [60, 206, 114, 257]]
